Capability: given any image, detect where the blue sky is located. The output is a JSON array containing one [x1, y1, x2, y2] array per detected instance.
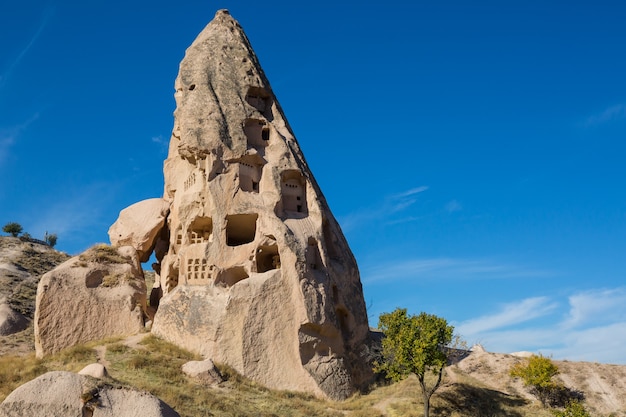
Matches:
[[2, 1, 625, 364]]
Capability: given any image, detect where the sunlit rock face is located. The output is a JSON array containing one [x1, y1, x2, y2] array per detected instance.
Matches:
[[34, 246, 147, 358], [144, 10, 372, 400]]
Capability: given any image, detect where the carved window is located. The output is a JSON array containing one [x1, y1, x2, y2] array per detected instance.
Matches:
[[226, 214, 258, 246]]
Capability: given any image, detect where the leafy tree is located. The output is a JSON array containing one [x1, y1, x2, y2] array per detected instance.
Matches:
[[552, 400, 591, 417], [375, 308, 454, 417], [510, 354, 560, 407], [44, 231, 58, 248], [2, 222, 23, 237]]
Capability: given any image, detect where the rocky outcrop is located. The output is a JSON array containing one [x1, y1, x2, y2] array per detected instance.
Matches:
[[34, 245, 147, 357], [108, 198, 170, 263], [0, 236, 70, 338], [131, 9, 373, 400], [0, 371, 179, 417]]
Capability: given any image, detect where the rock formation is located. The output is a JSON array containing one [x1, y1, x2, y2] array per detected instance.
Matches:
[[108, 198, 170, 263], [109, 9, 372, 400], [34, 245, 146, 357], [0, 371, 179, 417]]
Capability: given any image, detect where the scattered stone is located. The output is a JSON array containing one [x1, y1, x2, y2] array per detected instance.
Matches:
[[78, 363, 109, 379], [0, 371, 179, 417], [182, 359, 224, 385], [107, 9, 373, 400]]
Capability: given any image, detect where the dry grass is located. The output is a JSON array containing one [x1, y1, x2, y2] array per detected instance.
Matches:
[[0, 335, 600, 417], [13, 246, 70, 276], [79, 244, 129, 265], [101, 272, 129, 287], [0, 343, 98, 401]]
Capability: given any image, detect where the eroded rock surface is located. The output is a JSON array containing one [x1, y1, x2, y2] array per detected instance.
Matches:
[[34, 245, 147, 357], [0, 371, 179, 417], [109, 10, 372, 399], [108, 198, 170, 263]]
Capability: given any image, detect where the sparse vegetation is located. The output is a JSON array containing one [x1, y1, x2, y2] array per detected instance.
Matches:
[[0, 333, 609, 417], [14, 246, 69, 276], [552, 400, 591, 417], [79, 244, 129, 265], [374, 308, 454, 417], [2, 222, 23, 237], [101, 273, 128, 287], [44, 231, 58, 248]]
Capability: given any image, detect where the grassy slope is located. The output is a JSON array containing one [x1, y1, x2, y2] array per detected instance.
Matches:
[[0, 334, 556, 417]]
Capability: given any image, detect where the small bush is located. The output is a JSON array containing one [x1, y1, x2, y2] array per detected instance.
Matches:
[[510, 354, 560, 407], [44, 231, 58, 248], [3, 222, 23, 237]]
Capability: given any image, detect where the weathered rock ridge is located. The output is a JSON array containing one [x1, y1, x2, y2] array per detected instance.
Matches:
[[107, 9, 372, 399]]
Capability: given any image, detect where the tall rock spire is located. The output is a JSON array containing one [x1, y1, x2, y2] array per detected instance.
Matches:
[[147, 10, 372, 399]]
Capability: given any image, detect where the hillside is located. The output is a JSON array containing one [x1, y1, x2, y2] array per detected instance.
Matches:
[[1, 236, 625, 416], [0, 236, 69, 353]]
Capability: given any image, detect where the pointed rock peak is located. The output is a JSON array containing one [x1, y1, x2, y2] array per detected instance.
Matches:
[[104, 11, 376, 400]]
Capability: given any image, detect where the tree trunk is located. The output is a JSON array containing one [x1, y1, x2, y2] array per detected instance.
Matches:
[[423, 391, 430, 417]]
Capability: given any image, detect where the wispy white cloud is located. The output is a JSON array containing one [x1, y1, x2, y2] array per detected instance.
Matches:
[[583, 104, 626, 127], [455, 287, 626, 364], [562, 287, 626, 329], [339, 186, 428, 232], [362, 257, 553, 284], [393, 186, 429, 199], [456, 297, 558, 335], [0, 8, 53, 89]]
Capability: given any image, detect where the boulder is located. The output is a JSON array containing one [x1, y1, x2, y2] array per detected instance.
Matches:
[[146, 10, 373, 400], [108, 198, 170, 263], [34, 245, 146, 357], [182, 359, 223, 385], [0, 371, 179, 417], [0, 301, 29, 336], [78, 363, 109, 379]]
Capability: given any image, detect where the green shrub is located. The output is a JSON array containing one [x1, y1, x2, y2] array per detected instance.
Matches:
[[3, 222, 23, 237], [510, 354, 559, 407]]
